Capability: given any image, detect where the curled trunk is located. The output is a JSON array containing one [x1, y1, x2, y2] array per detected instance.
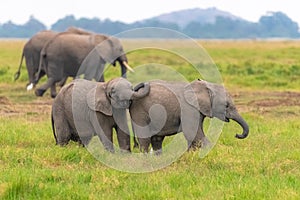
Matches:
[[132, 82, 150, 100], [231, 113, 249, 139]]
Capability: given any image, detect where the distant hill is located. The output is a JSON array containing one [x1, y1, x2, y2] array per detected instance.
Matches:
[[0, 8, 299, 38], [142, 7, 244, 28]]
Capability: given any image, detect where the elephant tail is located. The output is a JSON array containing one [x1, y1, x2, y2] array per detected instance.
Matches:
[[35, 49, 46, 84], [51, 108, 58, 145], [14, 51, 25, 81]]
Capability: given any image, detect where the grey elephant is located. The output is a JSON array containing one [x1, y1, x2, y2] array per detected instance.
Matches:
[[51, 77, 150, 152], [14, 27, 93, 91], [35, 31, 133, 98], [130, 79, 249, 154], [14, 30, 58, 90]]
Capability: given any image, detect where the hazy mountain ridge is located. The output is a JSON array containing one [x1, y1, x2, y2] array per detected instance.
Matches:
[[144, 7, 244, 28], [0, 7, 299, 38]]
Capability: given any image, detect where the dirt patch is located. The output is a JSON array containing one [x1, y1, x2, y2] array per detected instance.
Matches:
[[248, 92, 300, 107], [0, 96, 18, 116], [248, 91, 300, 107], [1, 96, 52, 118], [0, 96, 10, 104], [1, 91, 299, 119], [231, 91, 300, 115]]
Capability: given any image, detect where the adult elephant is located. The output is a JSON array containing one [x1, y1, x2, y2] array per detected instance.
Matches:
[[52, 77, 150, 152], [14, 30, 58, 90], [14, 27, 92, 91], [130, 79, 249, 155], [35, 31, 133, 98]]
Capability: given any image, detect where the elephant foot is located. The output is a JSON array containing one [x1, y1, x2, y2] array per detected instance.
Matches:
[[154, 149, 162, 156], [189, 140, 202, 150], [199, 138, 213, 158], [196, 137, 211, 150], [105, 147, 115, 153], [51, 93, 57, 99], [35, 88, 46, 97], [119, 149, 131, 154], [133, 143, 139, 149]]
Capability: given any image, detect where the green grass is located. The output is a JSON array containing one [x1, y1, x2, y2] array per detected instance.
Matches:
[[0, 39, 299, 199]]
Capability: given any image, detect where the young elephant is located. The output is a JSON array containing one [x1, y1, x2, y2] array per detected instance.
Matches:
[[130, 79, 249, 154], [51, 77, 150, 152]]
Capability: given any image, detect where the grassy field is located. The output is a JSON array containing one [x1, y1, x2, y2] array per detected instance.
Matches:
[[0, 39, 299, 199]]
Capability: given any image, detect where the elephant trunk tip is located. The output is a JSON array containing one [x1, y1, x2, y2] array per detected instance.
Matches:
[[235, 133, 248, 139], [232, 115, 249, 139], [234, 124, 249, 139], [132, 82, 150, 99]]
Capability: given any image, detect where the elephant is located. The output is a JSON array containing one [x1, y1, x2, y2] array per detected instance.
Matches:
[[35, 30, 133, 98], [51, 77, 150, 152], [14, 27, 93, 91], [129, 79, 249, 154], [14, 30, 58, 90]]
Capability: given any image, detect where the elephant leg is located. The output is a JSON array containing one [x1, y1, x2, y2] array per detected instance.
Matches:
[[35, 77, 56, 97], [69, 127, 82, 145], [55, 118, 72, 146], [151, 136, 165, 155], [50, 84, 57, 98], [91, 113, 115, 152], [190, 115, 205, 150], [138, 138, 151, 153], [93, 120, 114, 152], [98, 75, 104, 82], [79, 135, 92, 147], [131, 113, 153, 153], [93, 64, 105, 82], [58, 77, 68, 87], [99, 127, 114, 152], [181, 106, 202, 150], [116, 126, 131, 152], [33, 70, 46, 85], [186, 115, 211, 150]]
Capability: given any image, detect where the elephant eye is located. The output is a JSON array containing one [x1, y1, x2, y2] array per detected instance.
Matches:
[[111, 87, 116, 94], [109, 88, 116, 98]]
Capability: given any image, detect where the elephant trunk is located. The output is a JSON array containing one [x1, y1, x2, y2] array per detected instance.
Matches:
[[131, 82, 150, 100], [231, 113, 249, 139], [118, 55, 134, 78]]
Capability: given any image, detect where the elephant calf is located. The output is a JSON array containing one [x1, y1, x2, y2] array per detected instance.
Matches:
[[130, 79, 249, 154], [51, 77, 150, 152]]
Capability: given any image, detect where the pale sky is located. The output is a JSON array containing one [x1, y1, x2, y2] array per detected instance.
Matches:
[[1, 0, 299, 28]]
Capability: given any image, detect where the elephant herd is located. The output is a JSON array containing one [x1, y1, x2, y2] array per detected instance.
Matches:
[[15, 27, 133, 98], [52, 77, 249, 154], [15, 28, 249, 154]]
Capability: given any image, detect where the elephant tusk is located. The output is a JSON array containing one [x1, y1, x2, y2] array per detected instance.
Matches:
[[122, 61, 135, 73]]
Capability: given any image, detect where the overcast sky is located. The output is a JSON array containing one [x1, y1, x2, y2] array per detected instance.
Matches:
[[1, 0, 299, 28]]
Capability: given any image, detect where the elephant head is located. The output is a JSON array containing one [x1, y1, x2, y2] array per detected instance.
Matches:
[[184, 79, 249, 139], [87, 78, 150, 115], [94, 36, 134, 77]]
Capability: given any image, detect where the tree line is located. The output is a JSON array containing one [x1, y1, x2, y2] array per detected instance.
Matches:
[[0, 12, 299, 38]]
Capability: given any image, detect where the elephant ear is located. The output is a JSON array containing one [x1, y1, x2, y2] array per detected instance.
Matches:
[[87, 84, 112, 116], [183, 80, 212, 117], [205, 81, 227, 122], [184, 80, 227, 121], [95, 37, 115, 65]]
